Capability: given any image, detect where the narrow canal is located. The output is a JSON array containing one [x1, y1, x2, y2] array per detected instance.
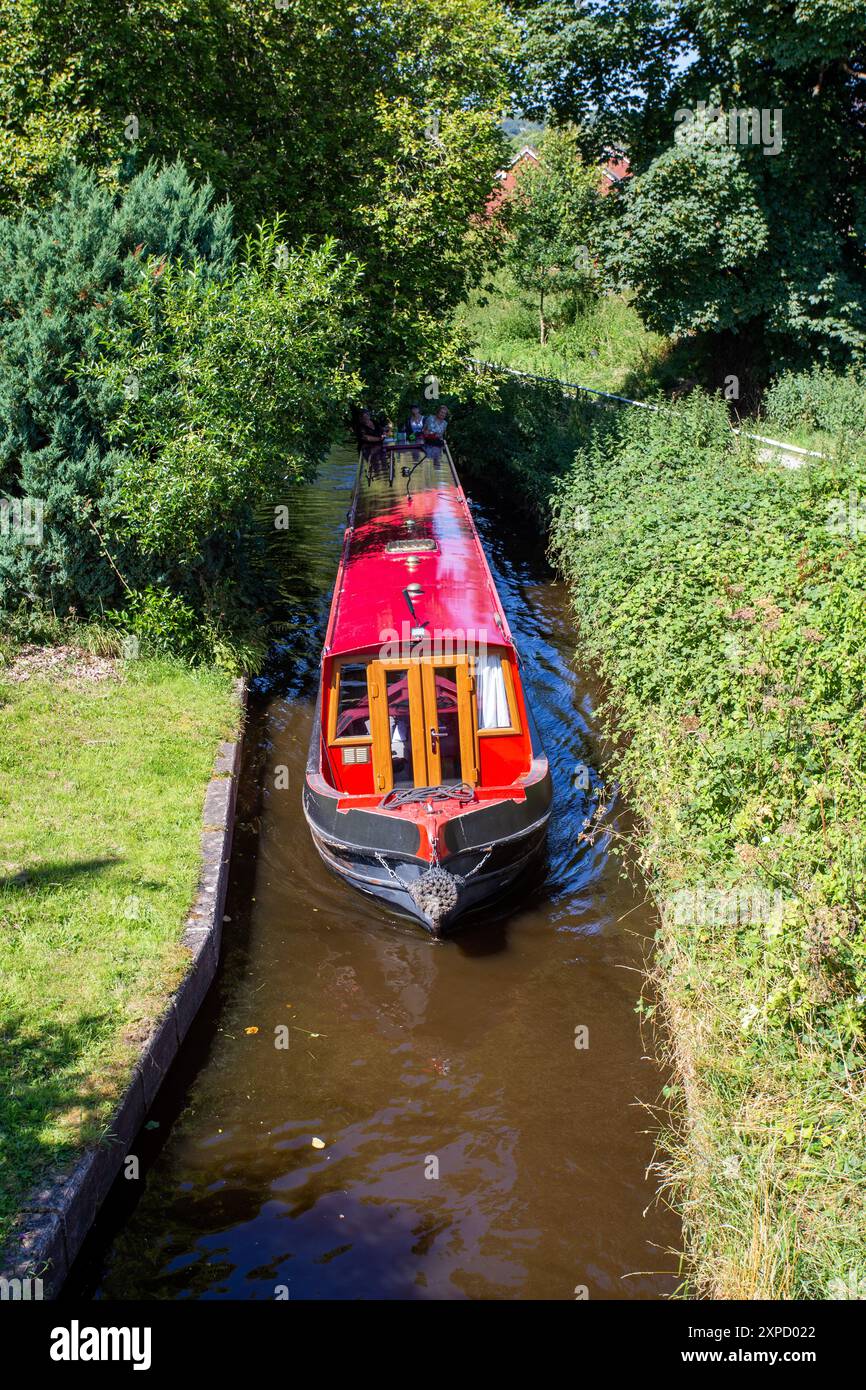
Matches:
[[70, 443, 682, 1300]]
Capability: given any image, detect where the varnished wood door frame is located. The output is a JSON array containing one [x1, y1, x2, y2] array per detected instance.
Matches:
[[369, 656, 478, 793]]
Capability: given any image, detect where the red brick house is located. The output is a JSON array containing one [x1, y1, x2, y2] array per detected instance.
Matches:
[[485, 145, 539, 217], [599, 153, 631, 194], [486, 145, 631, 216]]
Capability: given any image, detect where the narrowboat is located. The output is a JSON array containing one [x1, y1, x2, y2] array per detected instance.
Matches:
[[303, 440, 552, 936]]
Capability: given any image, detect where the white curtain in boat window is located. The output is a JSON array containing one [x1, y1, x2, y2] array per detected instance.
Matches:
[[476, 654, 510, 729]]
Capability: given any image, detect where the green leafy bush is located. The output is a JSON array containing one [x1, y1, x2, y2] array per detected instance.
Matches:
[[0, 165, 363, 668], [763, 366, 866, 442], [450, 372, 602, 506], [93, 220, 361, 569], [107, 586, 203, 663], [105, 586, 265, 674], [0, 160, 234, 618], [550, 392, 866, 1039], [535, 388, 866, 1293]]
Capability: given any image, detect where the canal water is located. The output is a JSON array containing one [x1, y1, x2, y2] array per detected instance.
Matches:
[[70, 443, 681, 1300]]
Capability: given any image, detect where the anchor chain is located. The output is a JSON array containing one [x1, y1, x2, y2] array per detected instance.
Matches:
[[374, 851, 407, 885], [456, 847, 493, 882]]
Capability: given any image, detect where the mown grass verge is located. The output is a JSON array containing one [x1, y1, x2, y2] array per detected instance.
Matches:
[[463, 382, 866, 1297], [759, 366, 866, 468], [0, 649, 238, 1249]]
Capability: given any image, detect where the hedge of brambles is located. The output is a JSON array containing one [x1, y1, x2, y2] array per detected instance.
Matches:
[[545, 391, 866, 1297]]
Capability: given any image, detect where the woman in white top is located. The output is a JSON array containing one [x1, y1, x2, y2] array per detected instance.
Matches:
[[405, 405, 425, 438], [423, 405, 449, 460], [423, 405, 449, 438]]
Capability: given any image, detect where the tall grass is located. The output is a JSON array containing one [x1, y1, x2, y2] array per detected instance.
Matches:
[[457, 268, 678, 395], [762, 366, 866, 462]]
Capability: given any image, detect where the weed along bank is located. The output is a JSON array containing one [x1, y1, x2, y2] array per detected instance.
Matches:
[[505, 386, 866, 1300]]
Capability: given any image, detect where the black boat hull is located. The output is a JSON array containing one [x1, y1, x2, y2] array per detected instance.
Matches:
[[303, 769, 552, 935], [305, 813, 549, 935]]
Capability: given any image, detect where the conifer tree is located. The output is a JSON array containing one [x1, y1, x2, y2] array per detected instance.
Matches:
[[0, 161, 235, 616]]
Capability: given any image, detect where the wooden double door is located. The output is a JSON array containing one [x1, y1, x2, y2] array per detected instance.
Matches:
[[368, 658, 478, 793]]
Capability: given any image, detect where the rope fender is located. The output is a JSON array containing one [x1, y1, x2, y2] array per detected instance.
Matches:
[[407, 866, 460, 935]]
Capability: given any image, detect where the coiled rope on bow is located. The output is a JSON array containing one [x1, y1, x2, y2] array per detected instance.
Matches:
[[378, 782, 475, 810]]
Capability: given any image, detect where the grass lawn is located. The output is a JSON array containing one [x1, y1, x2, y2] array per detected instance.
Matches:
[[753, 421, 866, 468], [0, 650, 239, 1249], [457, 269, 683, 397], [460, 274, 866, 467]]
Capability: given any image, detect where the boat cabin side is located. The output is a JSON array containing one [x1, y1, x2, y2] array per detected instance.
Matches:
[[319, 646, 532, 800]]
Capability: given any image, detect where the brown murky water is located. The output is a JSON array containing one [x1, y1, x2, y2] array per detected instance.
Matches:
[[73, 444, 681, 1300]]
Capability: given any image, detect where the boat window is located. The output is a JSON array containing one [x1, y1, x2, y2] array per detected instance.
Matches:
[[334, 663, 371, 740], [385, 670, 415, 788], [476, 654, 512, 730]]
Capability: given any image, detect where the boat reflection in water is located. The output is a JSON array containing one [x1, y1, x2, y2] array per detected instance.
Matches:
[[304, 443, 552, 935]]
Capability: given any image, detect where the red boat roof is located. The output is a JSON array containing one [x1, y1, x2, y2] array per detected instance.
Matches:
[[325, 447, 514, 657]]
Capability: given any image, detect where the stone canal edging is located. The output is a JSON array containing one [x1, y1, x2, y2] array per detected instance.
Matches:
[[2, 678, 248, 1299]]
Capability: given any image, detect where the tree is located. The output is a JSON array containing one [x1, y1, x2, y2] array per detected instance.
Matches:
[[0, 161, 234, 618], [0, 0, 515, 401], [95, 222, 361, 583], [0, 164, 361, 644], [505, 128, 602, 344], [519, 1, 866, 368]]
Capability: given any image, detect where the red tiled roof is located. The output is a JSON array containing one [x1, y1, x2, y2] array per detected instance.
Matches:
[[486, 146, 538, 215], [486, 145, 631, 213]]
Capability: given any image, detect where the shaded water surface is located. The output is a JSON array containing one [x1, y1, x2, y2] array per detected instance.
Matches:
[[77, 444, 681, 1300]]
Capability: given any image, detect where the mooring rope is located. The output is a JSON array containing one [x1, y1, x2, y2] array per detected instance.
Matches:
[[379, 783, 475, 809]]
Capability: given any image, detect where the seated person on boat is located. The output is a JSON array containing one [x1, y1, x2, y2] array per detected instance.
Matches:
[[353, 406, 385, 462], [405, 404, 425, 440], [423, 405, 449, 457]]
